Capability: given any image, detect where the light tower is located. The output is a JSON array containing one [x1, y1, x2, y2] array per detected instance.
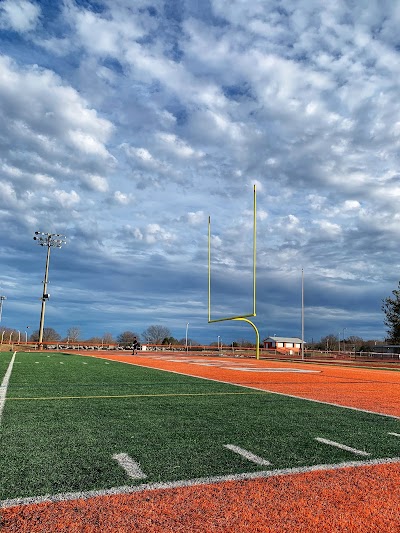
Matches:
[[33, 232, 66, 346]]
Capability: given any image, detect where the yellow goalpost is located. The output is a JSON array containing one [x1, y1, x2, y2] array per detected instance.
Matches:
[[208, 184, 260, 359]]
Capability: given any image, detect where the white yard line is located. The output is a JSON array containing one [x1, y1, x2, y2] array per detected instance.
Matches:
[[0, 352, 16, 424], [224, 444, 271, 466], [1, 456, 399, 509], [388, 432, 400, 437], [315, 437, 370, 456], [112, 453, 147, 480]]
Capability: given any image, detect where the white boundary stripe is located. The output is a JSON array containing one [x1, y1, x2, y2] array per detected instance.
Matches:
[[315, 437, 370, 456], [225, 367, 319, 373], [388, 432, 400, 437], [224, 444, 271, 466], [113, 453, 147, 479], [84, 354, 400, 420], [0, 352, 16, 424], [1, 456, 399, 509]]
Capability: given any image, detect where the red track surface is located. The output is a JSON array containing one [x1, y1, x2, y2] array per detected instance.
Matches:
[[2, 353, 400, 532]]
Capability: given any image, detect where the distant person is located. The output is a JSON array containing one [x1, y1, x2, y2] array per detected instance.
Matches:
[[132, 337, 139, 355]]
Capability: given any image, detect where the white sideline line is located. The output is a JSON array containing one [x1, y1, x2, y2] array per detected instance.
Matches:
[[113, 453, 147, 480], [2, 456, 399, 509], [0, 352, 16, 424], [315, 437, 370, 456], [388, 432, 400, 437], [224, 444, 271, 466]]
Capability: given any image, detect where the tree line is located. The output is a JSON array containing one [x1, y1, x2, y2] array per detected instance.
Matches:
[[0, 325, 196, 346]]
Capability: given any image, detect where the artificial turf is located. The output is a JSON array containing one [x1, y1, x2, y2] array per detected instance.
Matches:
[[1, 351, 399, 501]]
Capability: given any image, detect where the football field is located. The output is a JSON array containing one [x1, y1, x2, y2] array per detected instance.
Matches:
[[1, 351, 399, 531]]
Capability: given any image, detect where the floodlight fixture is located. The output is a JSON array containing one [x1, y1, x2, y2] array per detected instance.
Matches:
[[33, 231, 67, 346]]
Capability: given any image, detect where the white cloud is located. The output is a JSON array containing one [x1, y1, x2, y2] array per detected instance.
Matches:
[[0, 0, 40, 32], [82, 174, 109, 193], [134, 223, 177, 244], [187, 211, 206, 225], [113, 191, 131, 205], [33, 173, 56, 187], [71, 6, 146, 56], [157, 133, 204, 159], [53, 189, 80, 208], [258, 209, 268, 221], [343, 200, 361, 211], [314, 220, 342, 237], [0, 181, 17, 207], [68, 130, 112, 158], [0, 55, 114, 199]]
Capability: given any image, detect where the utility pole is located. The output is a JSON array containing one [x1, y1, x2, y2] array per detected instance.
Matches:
[[33, 232, 66, 347]]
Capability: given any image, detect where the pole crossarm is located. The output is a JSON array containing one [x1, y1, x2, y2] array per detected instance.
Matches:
[[208, 313, 256, 324]]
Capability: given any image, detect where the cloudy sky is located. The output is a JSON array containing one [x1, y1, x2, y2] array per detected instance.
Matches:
[[1, 0, 399, 345]]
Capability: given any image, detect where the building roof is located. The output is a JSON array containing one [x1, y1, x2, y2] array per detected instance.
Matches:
[[263, 336, 304, 343]]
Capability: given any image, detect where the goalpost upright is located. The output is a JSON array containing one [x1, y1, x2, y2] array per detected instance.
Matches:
[[208, 184, 260, 359]]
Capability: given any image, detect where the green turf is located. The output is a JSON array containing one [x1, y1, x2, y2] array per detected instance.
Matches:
[[0, 352, 399, 501], [0, 351, 14, 379]]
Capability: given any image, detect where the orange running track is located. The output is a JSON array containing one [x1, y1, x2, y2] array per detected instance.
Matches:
[[2, 352, 400, 532]]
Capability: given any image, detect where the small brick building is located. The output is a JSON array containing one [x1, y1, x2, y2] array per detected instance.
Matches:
[[263, 336, 304, 354]]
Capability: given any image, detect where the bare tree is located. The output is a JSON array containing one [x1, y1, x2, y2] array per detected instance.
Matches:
[[67, 326, 81, 342], [320, 334, 339, 351], [234, 338, 255, 348], [117, 331, 140, 344], [30, 328, 61, 342], [142, 325, 171, 344], [86, 336, 102, 343], [0, 327, 18, 342], [102, 332, 115, 344]]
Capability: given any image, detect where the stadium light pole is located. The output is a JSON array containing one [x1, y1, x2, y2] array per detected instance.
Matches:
[[342, 327, 347, 353], [0, 295, 6, 324], [185, 322, 189, 352], [33, 232, 66, 347]]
